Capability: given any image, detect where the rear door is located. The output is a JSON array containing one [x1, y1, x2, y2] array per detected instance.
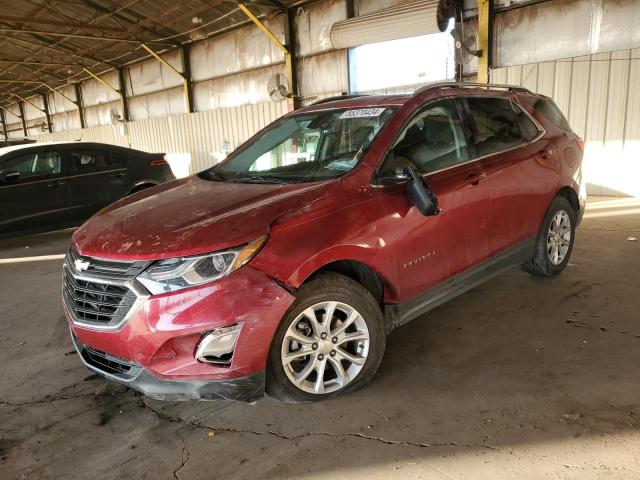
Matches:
[[67, 147, 130, 218], [0, 148, 70, 234], [461, 96, 553, 254]]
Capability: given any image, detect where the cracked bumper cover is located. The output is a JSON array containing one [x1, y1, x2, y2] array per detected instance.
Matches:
[[65, 266, 296, 402], [72, 333, 265, 402]]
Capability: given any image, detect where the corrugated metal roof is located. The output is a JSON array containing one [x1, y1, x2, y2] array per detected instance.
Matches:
[[0, 0, 301, 104]]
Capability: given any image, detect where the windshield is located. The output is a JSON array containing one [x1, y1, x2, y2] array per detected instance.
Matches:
[[200, 107, 395, 184]]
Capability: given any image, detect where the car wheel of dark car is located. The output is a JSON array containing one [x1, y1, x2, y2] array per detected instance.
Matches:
[[523, 196, 577, 277], [266, 272, 386, 402], [129, 183, 154, 195]]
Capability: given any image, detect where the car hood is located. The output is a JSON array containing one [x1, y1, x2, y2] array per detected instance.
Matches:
[[72, 176, 331, 261]]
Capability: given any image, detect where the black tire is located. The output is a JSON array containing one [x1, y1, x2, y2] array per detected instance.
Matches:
[[129, 184, 154, 195], [523, 196, 577, 277], [266, 272, 386, 403]]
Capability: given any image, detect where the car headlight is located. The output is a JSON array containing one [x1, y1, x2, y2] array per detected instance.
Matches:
[[137, 236, 267, 295]]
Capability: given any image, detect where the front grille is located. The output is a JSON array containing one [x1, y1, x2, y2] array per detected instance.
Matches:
[[63, 248, 149, 329]]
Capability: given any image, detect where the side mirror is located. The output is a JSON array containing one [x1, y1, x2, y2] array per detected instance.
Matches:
[[403, 165, 439, 216], [0, 170, 20, 183]]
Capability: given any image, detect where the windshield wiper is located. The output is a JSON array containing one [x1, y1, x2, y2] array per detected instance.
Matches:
[[202, 171, 225, 182], [232, 176, 290, 184]]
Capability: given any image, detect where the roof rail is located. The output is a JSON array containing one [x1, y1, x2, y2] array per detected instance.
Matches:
[[311, 94, 365, 105], [413, 82, 532, 95]]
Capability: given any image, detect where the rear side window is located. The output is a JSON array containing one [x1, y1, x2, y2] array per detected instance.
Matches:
[[3, 150, 61, 179], [70, 150, 124, 173], [531, 98, 572, 131], [464, 97, 541, 158]]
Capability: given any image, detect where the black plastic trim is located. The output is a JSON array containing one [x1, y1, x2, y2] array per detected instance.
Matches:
[[385, 236, 536, 331]]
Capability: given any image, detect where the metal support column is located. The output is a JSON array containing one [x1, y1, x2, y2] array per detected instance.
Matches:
[[181, 45, 194, 113], [117, 69, 130, 122], [140, 43, 195, 169], [0, 110, 7, 139], [74, 83, 85, 128], [17, 101, 27, 137], [238, 3, 297, 111], [477, 0, 493, 83], [283, 8, 300, 110], [42, 93, 53, 132]]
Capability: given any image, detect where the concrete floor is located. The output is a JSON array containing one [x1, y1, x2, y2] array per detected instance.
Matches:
[[1, 197, 639, 480]]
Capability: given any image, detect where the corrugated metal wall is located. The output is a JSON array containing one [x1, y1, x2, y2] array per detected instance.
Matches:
[[492, 49, 640, 197], [32, 100, 287, 177]]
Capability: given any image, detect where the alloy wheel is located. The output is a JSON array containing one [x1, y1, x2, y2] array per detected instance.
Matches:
[[280, 301, 370, 394], [547, 210, 571, 265]]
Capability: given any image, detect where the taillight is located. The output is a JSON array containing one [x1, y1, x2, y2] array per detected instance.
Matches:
[[576, 138, 585, 152], [149, 157, 168, 166]]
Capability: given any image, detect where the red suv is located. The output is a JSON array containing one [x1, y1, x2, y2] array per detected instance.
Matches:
[[63, 83, 585, 402]]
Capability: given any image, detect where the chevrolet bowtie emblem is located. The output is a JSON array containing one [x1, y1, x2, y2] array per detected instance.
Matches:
[[74, 258, 90, 272]]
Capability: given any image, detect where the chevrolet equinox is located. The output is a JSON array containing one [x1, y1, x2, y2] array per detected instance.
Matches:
[[63, 82, 585, 402]]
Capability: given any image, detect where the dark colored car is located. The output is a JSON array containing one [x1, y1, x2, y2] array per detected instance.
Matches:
[[0, 141, 174, 235], [64, 82, 585, 403]]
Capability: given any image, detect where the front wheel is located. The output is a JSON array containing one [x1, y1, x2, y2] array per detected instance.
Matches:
[[266, 273, 386, 402], [523, 196, 577, 277]]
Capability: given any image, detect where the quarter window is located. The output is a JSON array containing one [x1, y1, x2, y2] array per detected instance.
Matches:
[[3, 150, 61, 179], [381, 99, 469, 177], [464, 97, 540, 157], [70, 150, 122, 173]]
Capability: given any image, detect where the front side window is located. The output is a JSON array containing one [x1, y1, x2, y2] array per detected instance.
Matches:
[[3, 150, 61, 180], [201, 108, 395, 184], [379, 99, 469, 178], [464, 97, 540, 158]]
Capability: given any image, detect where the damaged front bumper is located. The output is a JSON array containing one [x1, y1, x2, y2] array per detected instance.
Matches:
[[71, 333, 265, 402]]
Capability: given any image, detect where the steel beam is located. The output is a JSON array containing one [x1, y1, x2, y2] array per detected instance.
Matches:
[[13, 94, 44, 114], [0, 27, 174, 45], [139, 43, 195, 165], [42, 93, 52, 133], [181, 45, 194, 113], [477, 0, 493, 83], [0, 15, 126, 33], [238, 3, 297, 110], [117, 68, 130, 122], [283, 9, 299, 110], [0, 110, 7, 139], [17, 101, 27, 136], [74, 83, 86, 129]]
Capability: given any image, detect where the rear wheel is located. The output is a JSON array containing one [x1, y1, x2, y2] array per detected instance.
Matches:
[[523, 196, 577, 277], [266, 273, 386, 402]]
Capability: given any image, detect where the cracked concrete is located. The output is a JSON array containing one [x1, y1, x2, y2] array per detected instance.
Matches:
[[1, 197, 639, 479]]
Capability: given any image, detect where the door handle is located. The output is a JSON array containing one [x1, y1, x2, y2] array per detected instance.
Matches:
[[110, 172, 125, 178], [47, 180, 66, 187], [536, 149, 552, 159], [465, 172, 486, 186]]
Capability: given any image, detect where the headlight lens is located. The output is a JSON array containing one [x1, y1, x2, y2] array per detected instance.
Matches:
[[138, 236, 266, 294]]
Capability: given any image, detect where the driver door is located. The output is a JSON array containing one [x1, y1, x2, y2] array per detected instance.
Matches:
[[378, 99, 492, 300], [0, 148, 70, 234]]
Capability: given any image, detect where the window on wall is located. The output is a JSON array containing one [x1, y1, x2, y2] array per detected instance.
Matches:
[[348, 23, 455, 94]]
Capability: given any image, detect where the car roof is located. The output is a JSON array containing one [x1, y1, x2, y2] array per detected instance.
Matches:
[[296, 83, 536, 114], [0, 141, 125, 158]]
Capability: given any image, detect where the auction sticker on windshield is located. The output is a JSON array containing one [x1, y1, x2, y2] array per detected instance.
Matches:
[[339, 108, 386, 119]]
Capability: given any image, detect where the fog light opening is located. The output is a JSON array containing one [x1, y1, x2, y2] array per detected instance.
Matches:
[[195, 324, 242, 367]]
